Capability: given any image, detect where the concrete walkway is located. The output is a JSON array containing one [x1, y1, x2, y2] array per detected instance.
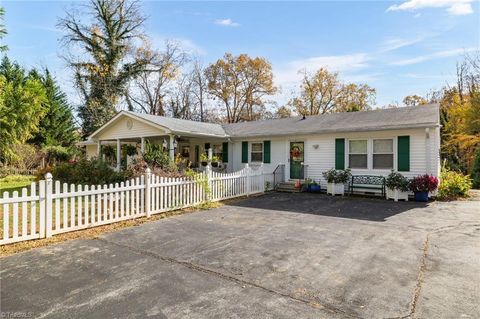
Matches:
[[1, 193, 479, 318]]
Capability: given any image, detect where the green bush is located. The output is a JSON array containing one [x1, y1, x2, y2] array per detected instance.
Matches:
[[42, 145, 74, 164], [437, 167, 472, 200], [385, 171, 409, 191], [52, 158, 132, 185], [471, 147, 480, 189], [143, 141, 170, 169], [322, 168, 351, 183]]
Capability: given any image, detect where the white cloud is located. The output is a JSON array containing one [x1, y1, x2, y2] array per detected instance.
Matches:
[[290, 53, 370, 73], [448, 2, 474, 15], [214, 18, 240, 27], [151, 35, 207, 56], [387, 0, 474, 16], [391, 47, 476, 65], [381, 36, 424, 52]]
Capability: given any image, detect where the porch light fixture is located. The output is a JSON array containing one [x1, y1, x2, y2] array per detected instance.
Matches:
[[313, 144, 319, 149]]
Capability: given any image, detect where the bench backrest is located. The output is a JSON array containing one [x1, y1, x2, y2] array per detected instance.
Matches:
[[351, 175, 385, 185]]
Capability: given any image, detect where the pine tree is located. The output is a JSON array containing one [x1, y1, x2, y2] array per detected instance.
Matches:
[[29, 70, 78, 147]]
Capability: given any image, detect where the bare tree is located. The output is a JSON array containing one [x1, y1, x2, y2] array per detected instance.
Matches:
[[126, 40, 187, 116], [189, 60, 208, 122]]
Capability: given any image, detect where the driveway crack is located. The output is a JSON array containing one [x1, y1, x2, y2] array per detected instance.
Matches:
[[96, 237, 361, 318], [407, 233, 430, 318]]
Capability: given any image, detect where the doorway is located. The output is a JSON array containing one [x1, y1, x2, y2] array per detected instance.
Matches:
[[290, 142, 304, 179]]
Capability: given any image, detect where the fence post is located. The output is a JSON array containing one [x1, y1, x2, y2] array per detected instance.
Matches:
[[39, 179, 46, 238], [260, 163, 265, 192], [45, 173, 53, 238], [145, 168, 151, 217], [206, 164, 212, 201], [245, 163, 251, 196]]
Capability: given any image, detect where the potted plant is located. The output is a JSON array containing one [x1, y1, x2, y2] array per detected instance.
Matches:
[[211, 155, 221, 168], [294, 180, 302, 189], [322, 168, 351, 196], [409, 174, 439, 202], [303, 178, 313, 192], [310, 180, 321, 192], [385, 170, 410, 201], [200, 153, 209, 167]]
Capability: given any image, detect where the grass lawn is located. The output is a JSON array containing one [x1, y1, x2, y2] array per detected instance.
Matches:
[[0, 175, 36, 197]]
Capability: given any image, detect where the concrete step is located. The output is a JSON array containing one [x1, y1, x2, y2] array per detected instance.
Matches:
[[276, 188, 302, 193], [276, 182, 302, 193]]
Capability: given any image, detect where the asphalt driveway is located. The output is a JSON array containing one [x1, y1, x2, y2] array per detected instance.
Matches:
[[1, 193, 479, 318]]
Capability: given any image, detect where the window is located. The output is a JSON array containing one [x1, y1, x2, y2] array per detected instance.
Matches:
[[349, 140, 368, 169], [373, 139, 393, 169], [251, 142, 263, 162]]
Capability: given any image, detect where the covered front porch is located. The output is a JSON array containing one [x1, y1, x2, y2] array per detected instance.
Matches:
[[80, 135, 229, 172], [77, 111, 230, 172]]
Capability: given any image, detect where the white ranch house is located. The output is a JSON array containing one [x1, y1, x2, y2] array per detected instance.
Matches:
[[78, 104, 441, 190]]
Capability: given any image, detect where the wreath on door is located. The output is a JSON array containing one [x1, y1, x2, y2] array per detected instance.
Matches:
[[290, 146, 301, 158]]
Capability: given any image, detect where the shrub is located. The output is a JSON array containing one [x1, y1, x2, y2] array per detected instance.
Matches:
[[142, 141, 170, 169], [51, 158, 132, 185], [128, 157, 184, 178], [471, 147, 480, 189], [385, 171, 409, 192], [322, 168, 351, 183], [42, 145, 74, 165], [437, 167, 472, 200], [8, 144, 42, 170], [409, 174, 439, 193]]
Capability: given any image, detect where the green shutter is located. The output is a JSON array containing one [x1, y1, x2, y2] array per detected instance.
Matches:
[[241, 141, 248, 163], [222, 142, 229, 163], [263, 141, 271, 163], [335, 138, 345, 170], [398, 136, 410, 171]]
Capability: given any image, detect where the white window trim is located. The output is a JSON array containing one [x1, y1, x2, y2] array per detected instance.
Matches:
[[372, 138, 394, 170], [250, 142, 263, 163], [347, 139, 369, 170], [346, 137, 397, 171]]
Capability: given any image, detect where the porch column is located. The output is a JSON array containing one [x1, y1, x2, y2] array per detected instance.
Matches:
[[97, 140, 101, 158], [425, 128, 431, 175], [169, 134, 175, 161], [140, 137, 145, 154], [116, 139, 121, 172]]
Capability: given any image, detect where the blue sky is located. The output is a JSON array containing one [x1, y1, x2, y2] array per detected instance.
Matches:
[[2, 0, 479, 109]]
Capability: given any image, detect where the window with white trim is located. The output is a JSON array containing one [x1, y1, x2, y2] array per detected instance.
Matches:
[[349, 140, 368, 169], [251, 143, 263, 162], [373, 139, 393, 169]]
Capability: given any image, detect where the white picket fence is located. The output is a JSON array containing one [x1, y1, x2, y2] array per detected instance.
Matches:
[[0, 164, 264, 245]]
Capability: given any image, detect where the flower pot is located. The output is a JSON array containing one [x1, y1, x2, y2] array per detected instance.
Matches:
[[211, 162, 219, 168], [414, 191, 429, 202], [310, 185, 321, 192], [294, 180, 302, 189], [201, 161, 208, 167], [327, 182, 344, 196], [386, 188, 409, 202]]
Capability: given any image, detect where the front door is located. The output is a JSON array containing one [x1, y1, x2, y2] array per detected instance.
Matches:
[[290, 142, 304, 179]]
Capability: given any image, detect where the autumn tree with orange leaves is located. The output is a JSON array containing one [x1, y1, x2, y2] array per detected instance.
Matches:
[[205, 53, 277, 123]]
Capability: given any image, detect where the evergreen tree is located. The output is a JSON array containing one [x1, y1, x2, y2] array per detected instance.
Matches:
[[0, 56, 47, 163], [29, 70, 78, 147]]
